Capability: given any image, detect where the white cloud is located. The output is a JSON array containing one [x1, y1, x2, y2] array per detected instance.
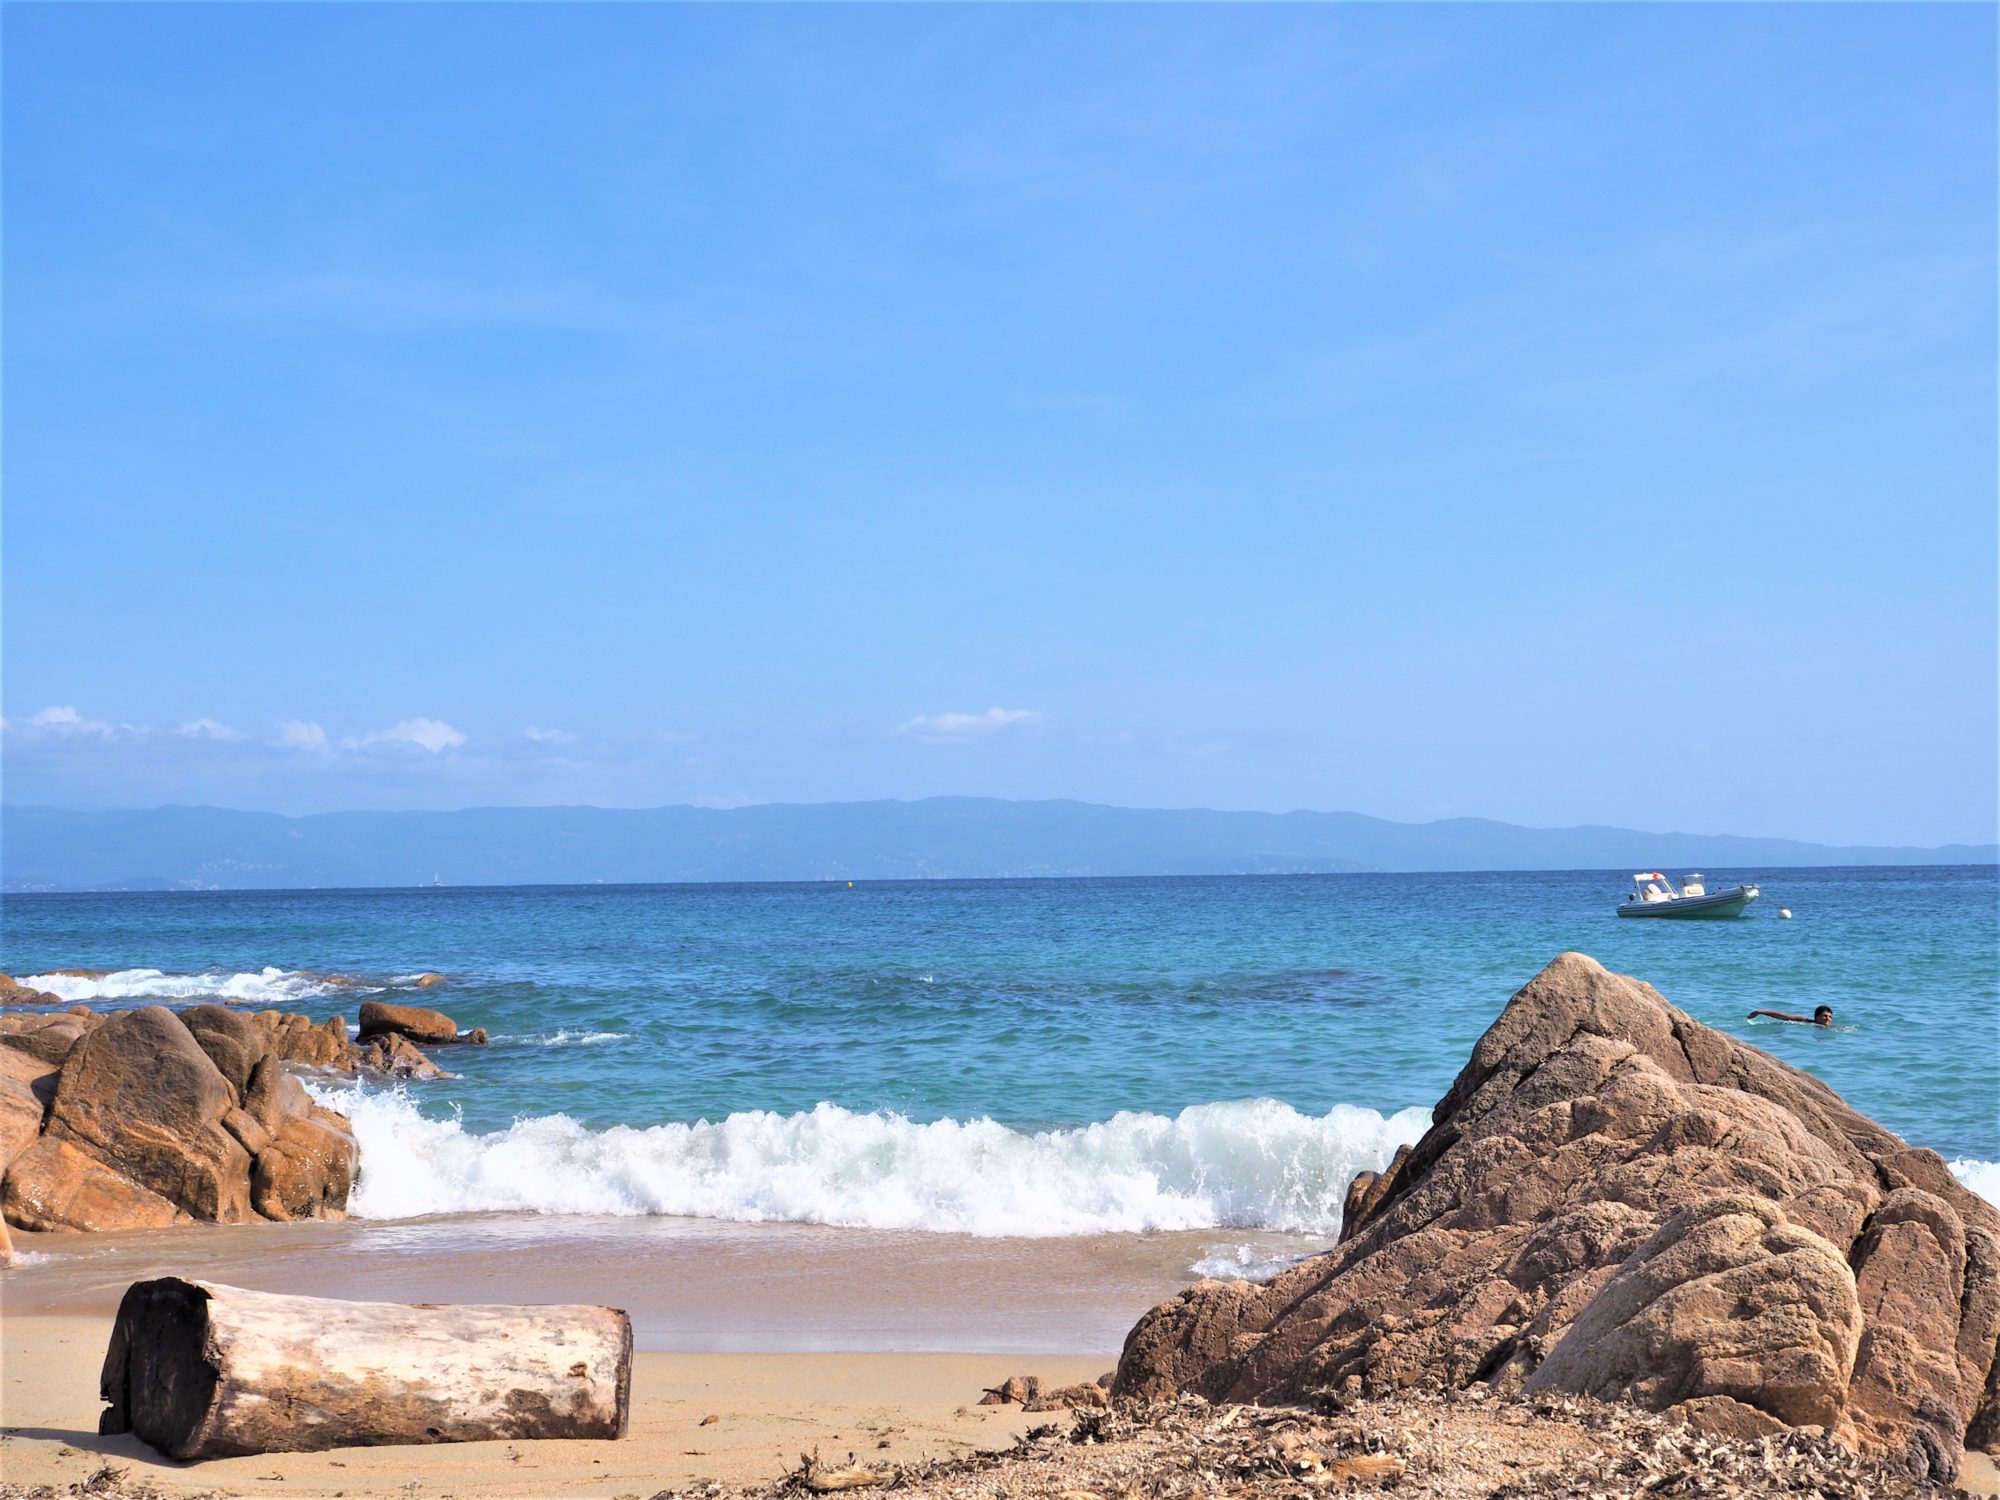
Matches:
[[897, 707, 1047, 745], [523, 726, 576, 745], [177, 718, 248, 742], [276, 720, 329, 750], [20, 705, 127, 739], [349, 718, 468, 754]]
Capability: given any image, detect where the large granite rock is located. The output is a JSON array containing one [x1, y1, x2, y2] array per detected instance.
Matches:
[[2, 1137, 185, 1232], [0, 1007, 108, 1067], [0, 1001, 375, 1235], [358, 999, 478, 1045], [0, 1046, 57, 1179], [251, 1010, 359, 1072], [242, 1056, 359, 1221], [46, 1006, 254, 1222], [1112, 952, 2000, 1482]]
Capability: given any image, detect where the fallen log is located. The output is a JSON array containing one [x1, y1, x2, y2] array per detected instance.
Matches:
[[99, 1277, 631, 1459]]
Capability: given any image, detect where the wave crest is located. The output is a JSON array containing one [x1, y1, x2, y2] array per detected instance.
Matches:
[[22, 966, 338, 1006], [317, 1090, 1433, 1237]]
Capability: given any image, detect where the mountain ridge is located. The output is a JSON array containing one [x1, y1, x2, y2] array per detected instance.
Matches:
[[3, 798, 1992, 892]]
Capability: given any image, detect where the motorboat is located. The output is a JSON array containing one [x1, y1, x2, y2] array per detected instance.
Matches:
[[1617, 872, 1759, 919]]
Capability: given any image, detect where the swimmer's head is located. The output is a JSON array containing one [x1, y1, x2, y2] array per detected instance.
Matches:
[[1813, 1005, 1834, 1026]]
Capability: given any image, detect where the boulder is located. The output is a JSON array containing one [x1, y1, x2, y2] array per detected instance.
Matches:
[[358, 1000, 461, 1045], [252, 1111, 358, 1222], [240, 1055, 359, 1221], [359, 1031, 451, 1080], [44, 1006, 253, 1222], [0, 973, 63, 1006], [2, 1137, 183, 1233], [0, 1010, 108, 1067], [0, 1046, 56, 1176], [252, 1011, 357, 1072], [1112, 952, 2000, 1483], [177, 1004, 268, 1100]]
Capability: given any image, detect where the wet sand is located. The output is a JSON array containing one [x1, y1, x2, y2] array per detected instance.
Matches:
[[2, 1209, 1308, 1350]]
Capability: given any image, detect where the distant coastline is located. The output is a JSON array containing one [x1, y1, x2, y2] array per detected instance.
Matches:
[[4, 797, 1993, 892]]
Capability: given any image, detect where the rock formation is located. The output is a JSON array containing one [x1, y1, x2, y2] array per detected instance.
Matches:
[[1113, 952, 2000, 1483], [0, 973, 64, 1006], [0, 1001, 387, 1233], [359, 998, 487, 1047]]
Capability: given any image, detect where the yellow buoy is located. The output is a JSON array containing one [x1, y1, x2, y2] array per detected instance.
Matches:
[[848, 881, 854, 889]]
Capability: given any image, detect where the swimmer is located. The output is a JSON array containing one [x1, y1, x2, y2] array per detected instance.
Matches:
[[1747, 1005, 1834, 1027]]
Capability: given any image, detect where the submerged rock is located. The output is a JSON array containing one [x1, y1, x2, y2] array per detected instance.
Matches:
[[1112, 952, 2000, 1482], [358, 998, 464, 1045], [0, 974, 64, 1006], [359, 1030, 453, 1080]]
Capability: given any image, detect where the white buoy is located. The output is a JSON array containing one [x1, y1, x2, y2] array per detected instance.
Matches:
[[1779, 908, 1793, 919]]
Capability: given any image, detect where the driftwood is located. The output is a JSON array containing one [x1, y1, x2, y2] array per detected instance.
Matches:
[[99, 1277, 631, 1459]]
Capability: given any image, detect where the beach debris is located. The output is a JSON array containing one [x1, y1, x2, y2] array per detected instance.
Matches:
[[720, 1388, 1966, 1500], [701, 1414, 721, 1426], [981, 1376, 1044, 1406], [979, 1375, 1115, 1412], [98, 1278, 633, 1459], [1112, 952, 2000, 1484], [791, 1450, 891, 1492]]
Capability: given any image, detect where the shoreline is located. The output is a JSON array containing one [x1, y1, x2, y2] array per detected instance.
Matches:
[[2, 1211, 1274, 1353]]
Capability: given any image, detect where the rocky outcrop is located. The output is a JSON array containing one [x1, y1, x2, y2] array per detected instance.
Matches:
[[358, 999, 486, 1046], [250, 1009, 358, 1071], [0, 974, 64, 1006], [0, 1003, 367, 1233], [46, 1006, 254, 1221], [1113, 953, 2000, 1483], [359, 1031, 453, 1079]]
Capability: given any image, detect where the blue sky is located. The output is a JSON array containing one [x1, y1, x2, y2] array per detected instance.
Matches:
[[3, 4, 1994, 846]]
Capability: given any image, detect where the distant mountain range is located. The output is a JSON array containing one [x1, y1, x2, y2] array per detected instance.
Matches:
[[1, 799, 1992, 891]]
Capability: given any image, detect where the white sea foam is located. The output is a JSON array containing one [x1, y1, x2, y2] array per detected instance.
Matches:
[[1950, 1158, 2000, 1208], [21, 966, 338, 1006], [313, 1088, 1432, 1237], [1187, 1243, 1315, 1281], [487, 1029, 629, 1048]]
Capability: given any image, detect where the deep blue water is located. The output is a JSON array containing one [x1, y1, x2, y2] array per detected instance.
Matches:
[[2, 868, 1994, 1233]]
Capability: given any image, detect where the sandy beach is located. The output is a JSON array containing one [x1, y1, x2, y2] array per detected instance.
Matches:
[[1, 1215, 1170, 1497], [2, 1312, 1107, 1497]]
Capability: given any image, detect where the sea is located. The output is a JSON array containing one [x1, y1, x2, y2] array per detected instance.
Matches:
[[3, 866, 1996, 1249]]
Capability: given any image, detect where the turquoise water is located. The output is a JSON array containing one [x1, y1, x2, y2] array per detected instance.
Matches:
[[3, 867, 1994, 1233]]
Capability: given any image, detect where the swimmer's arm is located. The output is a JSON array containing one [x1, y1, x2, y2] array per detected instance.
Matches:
[[1746, 1009, 1812, 1023]]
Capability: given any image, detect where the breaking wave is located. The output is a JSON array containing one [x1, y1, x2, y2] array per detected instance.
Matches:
[[1950, 1158, 2000, 1209], [20, 966, 340, 1006], [319, 1089, 1433, 1237]]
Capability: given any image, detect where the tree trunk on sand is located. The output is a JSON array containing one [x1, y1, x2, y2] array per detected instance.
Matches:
[[99, 1278, 631, 1459]]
